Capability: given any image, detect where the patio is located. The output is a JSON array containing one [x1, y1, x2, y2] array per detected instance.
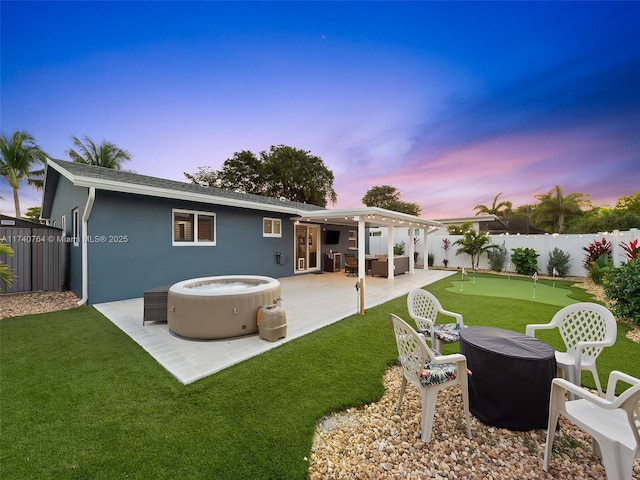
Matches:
[[95, 269, 455, 384]]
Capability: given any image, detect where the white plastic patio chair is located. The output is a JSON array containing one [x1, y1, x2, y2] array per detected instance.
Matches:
[[389, 313, 471, 443], [407, 289, 465, 353], [543, 371, 640, 480], [526, 302, 617, 397]]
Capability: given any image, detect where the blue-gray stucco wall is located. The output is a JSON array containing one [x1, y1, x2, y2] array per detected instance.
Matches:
[[47, 176, 88, 298], [84, 190, 297, 303]]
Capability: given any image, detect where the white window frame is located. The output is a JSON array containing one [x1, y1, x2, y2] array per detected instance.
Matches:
[[172, 208, 216, 246], [61, 215, 66, 236], [72, 208, 79, 246], [263, 217, 282, 238], [348, 229, 358, 250]]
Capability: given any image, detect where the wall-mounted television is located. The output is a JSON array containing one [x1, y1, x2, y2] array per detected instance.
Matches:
[[325, 230, 340, 244]]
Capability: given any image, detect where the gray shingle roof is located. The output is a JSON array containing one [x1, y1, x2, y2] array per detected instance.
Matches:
[[48, 159, 324, 212]]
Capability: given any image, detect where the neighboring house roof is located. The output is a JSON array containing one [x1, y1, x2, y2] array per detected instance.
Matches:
[[435, 215, 507, 233], [41, 159, 324, 218], [435, 214, 545, 235], [435, 215, 499, 224]]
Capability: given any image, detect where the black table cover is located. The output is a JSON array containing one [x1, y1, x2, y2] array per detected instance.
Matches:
[[460, 326, 557, 430]]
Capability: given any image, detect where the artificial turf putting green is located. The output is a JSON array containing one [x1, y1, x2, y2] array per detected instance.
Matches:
[[445, 274, 575, 306]]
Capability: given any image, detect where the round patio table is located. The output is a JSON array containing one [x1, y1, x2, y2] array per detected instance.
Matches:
[[460, 326, 556, 431]]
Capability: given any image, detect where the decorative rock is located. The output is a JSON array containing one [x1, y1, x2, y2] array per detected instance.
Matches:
[[308, 365, 629, 480]]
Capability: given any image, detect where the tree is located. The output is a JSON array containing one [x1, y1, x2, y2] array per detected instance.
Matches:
[[362, 185, 421, 216], [23, 206, 42, 223], [447, 221, 474, 235], [68, 135, 131, 170], [184, 151, 266, 195], [474, 192, 512, 218], [615, 192, 640, 215], [185, 145, 337, 207], [216, 150, 265, 195], [0, 131, 47, 218], [262, 145, 336, 207], [453, 229, 498, 269], [533, 185, 590, 234]]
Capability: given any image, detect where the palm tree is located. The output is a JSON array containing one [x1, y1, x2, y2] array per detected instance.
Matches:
[[1, 242, 15, 290], [534, 185, 588, 234], [68, 135, 131, 170], [453, 229, 498, 269], [474, 192, 513, 218], [0, 131, 47, 218]]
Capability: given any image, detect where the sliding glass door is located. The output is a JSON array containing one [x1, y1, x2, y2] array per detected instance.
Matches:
[[295, 224, 320, 272]]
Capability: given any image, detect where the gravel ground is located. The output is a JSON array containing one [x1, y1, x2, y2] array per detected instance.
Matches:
[[309, 365, 640, 480], [0, 290, 80, 319], [2, 282, 639, 479]]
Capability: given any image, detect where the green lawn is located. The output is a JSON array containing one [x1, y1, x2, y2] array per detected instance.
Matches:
[[1, 274, 638, 479]]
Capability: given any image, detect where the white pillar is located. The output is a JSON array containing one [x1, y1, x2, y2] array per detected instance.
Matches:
[[356, 217, 366, 279], [387, 225, 395, 278], [408, 227, 415, 273]]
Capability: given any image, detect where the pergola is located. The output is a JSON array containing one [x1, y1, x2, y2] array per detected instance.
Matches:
[[291, 207, 444, 313]]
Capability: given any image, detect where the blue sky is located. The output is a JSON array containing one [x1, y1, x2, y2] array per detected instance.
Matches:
[[2, 1, 639, 219]]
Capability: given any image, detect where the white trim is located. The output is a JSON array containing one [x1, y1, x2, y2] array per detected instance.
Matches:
[[348, 229, 358, 250], [292, 206, 443, 229], [263, 217, 282, 238], [47, 160, 306, 215], [172, 208, 216, 246], [72, 208, 79, 246], [78, 187, 95, 306]]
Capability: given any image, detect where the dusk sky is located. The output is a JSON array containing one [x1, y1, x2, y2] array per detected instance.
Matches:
[[2, 1, 639, 220]]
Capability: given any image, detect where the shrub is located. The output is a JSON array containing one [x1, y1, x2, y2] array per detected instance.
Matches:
[[510, 247, 539, 275], [442, 238, 451, 267], [394, 241, 405, 256], [582, 237, 611, 268], [583, 237, 613, 284], [546, 247, 572, 277], [603, 259, 640, 326], [427, 252, 434, 267], [487, 243, 508, 272], [589, 253, 614, 285], [620, 239, 639, 261]]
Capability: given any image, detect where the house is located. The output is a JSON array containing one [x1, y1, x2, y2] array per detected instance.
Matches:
[[435, 215, 545, 235], [41, 160, 443, 304]]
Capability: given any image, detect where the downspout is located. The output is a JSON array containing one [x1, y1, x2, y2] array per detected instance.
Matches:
[[77, 187, 96, 306]]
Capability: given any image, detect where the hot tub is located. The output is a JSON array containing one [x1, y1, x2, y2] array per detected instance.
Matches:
[[167, 275, 281, 340]]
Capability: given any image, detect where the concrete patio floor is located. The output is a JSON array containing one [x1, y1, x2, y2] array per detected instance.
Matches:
[[95, 269, 456, 384]]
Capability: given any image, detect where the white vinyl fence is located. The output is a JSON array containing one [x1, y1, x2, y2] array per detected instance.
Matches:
[[368, 228, 639, 278]]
